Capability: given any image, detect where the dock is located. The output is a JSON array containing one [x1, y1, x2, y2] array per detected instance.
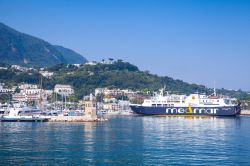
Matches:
[[45, 116, 107, 122], [241, 110, 250, 116]]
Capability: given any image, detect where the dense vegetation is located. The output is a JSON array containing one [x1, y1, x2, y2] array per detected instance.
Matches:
[[0, 22, 86, 67], [0, 61, 249, 100]]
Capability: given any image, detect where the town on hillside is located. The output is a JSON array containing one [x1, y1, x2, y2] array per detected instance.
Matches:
[[0, 81, 144, 116], [0, 58, 250, 120]]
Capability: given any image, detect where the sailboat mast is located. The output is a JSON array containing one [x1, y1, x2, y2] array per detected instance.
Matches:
[[40, 75, 43, 112], [213, 81, 216, 96]]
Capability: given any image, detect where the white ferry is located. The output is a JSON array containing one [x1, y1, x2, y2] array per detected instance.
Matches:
[[130, 88, 241, 116]]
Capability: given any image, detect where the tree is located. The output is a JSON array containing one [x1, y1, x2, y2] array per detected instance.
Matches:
[[108, 58, 114, 61]]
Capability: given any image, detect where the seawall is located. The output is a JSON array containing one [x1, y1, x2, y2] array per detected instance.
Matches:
[[45, 116, 107, 122], [241, 110, 250, 116]]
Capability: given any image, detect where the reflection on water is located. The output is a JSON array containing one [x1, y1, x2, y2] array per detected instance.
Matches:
[[0, 116, 250, 165]]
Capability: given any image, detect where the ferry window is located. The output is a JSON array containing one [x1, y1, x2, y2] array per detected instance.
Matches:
[[152, 104, 156, 106], [157, 104, 162, 107], [171, 104, 174, 107], [224, 99, 230, 105], [163, 104, 167, 106], [217, 100, 219, 102]]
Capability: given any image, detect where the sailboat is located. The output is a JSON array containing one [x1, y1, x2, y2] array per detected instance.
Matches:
[[0, 75, 48, 122]]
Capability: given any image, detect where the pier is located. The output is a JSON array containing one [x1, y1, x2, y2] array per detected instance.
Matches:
[[45, 116, 107, 122], [241, 110, 250, 116], [46, 94, 107, 122]]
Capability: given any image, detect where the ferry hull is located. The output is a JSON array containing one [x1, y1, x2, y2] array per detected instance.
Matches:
[[130, 105, 241, 116]]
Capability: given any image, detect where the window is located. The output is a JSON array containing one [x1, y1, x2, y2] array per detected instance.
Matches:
[[224, 99, 230, 105]]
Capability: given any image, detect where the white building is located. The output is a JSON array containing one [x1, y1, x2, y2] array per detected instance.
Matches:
[[85, 61, 98, 66], [24, 88, 40, 95], [19, 84, 38, 90], [118, 100, 130, 110], [103, 97, 117, 103], [39, 71, 54, 78], [54, 84, 74, 96], [0, 83, 14, 93], [95, 88, 136, 96], [12, 93, 26, 102], [11, 65, 32, 72], [72, 64, 81, 67], [100, 59, 114, 65], [44, 90, 53, 97], [12, 83, 42, 102], [95, 88, 107, 96], [0, 67, 7, 70]]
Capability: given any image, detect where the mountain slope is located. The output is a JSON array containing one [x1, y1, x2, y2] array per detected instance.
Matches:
[[54, 45, 87, 64], [0, 22, 86, 67]]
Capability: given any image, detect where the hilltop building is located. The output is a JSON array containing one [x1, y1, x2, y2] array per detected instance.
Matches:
[[100, 59, 114, 65], [85, 61, 98, 66], [11, 65, 35, 72], [39, 71, 54, 78]]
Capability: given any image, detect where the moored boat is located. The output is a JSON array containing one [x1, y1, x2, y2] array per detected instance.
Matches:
[[130, 88, 241, 116], [0, 106, 48, 122]]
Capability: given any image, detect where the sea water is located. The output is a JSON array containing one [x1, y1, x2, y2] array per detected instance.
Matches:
[[1, 116, 250, 165]]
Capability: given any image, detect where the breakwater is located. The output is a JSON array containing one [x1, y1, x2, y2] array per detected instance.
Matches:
[[45, 116, 107, 122], [241, 109, 250, 115]]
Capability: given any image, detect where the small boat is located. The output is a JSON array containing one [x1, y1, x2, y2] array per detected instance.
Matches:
[[119, 109, 134, 115], [0, 107, 48, 122]]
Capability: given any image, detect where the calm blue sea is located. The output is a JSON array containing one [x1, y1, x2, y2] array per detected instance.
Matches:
[[1, 116, 250, 165]]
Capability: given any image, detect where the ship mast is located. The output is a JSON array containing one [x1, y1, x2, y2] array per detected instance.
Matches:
[[213, 81, 216, 96], [39, 74, 43, 112]]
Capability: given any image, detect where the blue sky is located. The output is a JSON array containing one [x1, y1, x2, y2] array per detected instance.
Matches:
[[0, 0, 250, 90]]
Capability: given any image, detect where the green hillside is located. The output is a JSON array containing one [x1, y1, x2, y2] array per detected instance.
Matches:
[[0, 61, 248, 100], [0, 22, 87, 67]]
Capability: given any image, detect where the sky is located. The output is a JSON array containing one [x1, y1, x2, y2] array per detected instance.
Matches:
[[0, 0, 250, 91]]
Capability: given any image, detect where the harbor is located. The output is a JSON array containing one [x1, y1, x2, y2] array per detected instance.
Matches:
[[0, 93, 109, 122], [0, 83, 136, 122], [1, 115, 250, 165], [1, 84, 249, 122]]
